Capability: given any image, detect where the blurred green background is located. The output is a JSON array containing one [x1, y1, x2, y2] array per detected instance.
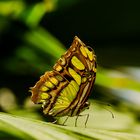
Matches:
[[0, 0, 140, 139]]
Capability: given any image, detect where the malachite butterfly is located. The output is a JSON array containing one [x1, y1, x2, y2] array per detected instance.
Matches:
[[30, 36, 97, 127]]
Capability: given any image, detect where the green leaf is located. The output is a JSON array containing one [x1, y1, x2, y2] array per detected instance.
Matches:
[[95, 67, 140, 110], [24, 27, 66, 59], [1, 112, 140, 140]]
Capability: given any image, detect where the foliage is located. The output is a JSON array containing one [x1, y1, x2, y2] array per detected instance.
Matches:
[[1, 102, 140, 140]]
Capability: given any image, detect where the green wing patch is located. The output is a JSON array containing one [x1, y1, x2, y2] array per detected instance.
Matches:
[[49, 80, 79, 116]]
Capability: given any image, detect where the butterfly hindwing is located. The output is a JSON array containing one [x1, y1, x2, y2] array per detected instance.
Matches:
[[31, 71, 69, 115]]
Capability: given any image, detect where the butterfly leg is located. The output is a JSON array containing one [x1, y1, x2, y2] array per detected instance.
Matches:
[[62, 116, 69, 126], [84, 114, 89, 128], [75, 115, 79, 127], [76, 114, 89, 128]]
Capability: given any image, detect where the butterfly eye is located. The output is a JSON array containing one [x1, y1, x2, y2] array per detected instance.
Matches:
[[84, 102, 90, 109]]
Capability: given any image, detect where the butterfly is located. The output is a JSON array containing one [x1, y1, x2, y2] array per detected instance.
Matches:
[[30, 36, 97, 127]]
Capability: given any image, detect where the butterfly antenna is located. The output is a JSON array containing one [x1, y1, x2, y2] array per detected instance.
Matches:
[[102, 106, 115, 118], [94, 100, 112, 106], [93, 100, 114, 118]]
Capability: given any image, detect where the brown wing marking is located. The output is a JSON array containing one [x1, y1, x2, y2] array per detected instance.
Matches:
[[30, 71, 69, 115]]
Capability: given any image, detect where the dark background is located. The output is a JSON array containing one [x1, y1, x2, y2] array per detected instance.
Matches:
[[43, 0, 140, 67]]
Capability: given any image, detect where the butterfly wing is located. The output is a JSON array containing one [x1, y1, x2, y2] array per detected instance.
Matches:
[[30, 36, 97, 117]]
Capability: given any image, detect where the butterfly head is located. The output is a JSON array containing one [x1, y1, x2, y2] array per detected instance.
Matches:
[[79, 101, 90, 114]]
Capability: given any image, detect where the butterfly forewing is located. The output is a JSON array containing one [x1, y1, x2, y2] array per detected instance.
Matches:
[[30, 36, 97, 117], [52, 36, 96, 116]]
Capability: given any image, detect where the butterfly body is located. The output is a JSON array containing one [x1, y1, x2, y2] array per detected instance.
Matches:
[[30, 36, 97, 118]]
